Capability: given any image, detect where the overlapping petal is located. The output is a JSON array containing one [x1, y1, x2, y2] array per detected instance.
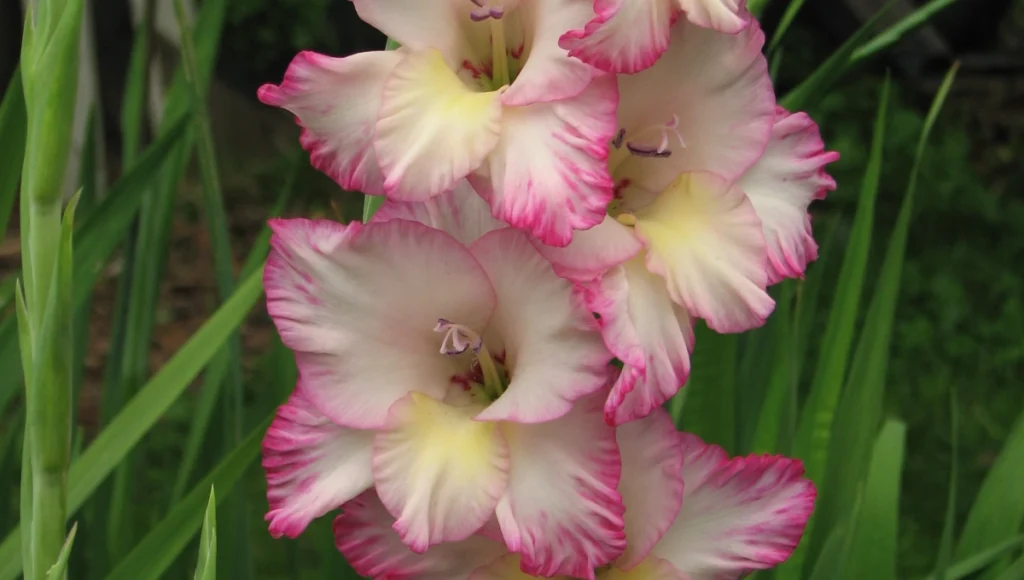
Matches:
[[533, 215, 644, 283], [602, 557, 686, 580], [677, 0, 750, 33], [258, 50, 401, 196], [335, 491, 507, 580], [494, 389, 626, 579], [633, 171, 774, 333], [376, 49, 504, 201], [739, 108, 840, 284], [373, 393, 510, 552], [264, 218, 496, 428], [351, 0, 486, 66], [614, 18, 773, 187], [650, 434, 817, 578], [503, 0, 602, 106], [470, 74, 618, 247], [559, 0, 679, 74], [587, 259, 694, 425], [613, 409, 685, 568], [470, 229, 611, 423], [469, 554, 557, 580], [372, 181, 502, 247], [263, 388, 374, 539]]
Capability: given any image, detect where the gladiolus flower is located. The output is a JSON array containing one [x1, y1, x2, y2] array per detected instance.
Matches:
[[542, 19, 837, 425], [335, 410, 816, 580], [261, 192, 627, 575], [560, 0, 752, 73], [258, 0, 621, 246]]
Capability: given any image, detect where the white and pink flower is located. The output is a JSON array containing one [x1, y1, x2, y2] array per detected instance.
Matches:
[[543, 19, 837, 424], [560, 0, 752, 73], [259, 0, 620, 246], [261, 196, 628, 575], [335, 411, 817, 580]]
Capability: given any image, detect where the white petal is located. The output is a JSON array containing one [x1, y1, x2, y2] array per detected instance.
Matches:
[[651, 434, 817, 578], [738, 108, 839, 284], [264, 218, 496, 428], [263, 388, 374, 538], [376, 49, 503, 201], [559, 0, 678, 74], [634, 171, 774, 333], [587, 259, 694, 425], [495, 389, 626, 579], [533, 215, 644, 283], [677, 0, 750, 33], [335, 491, 507, 580], [258, 50, 401, 195], [373, 393, 510, 552], [470, 229, 611, 424], [372, 180, 503, 247]]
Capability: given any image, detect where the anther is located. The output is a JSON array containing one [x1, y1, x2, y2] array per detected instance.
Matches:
[[434, 319, 483, 356]]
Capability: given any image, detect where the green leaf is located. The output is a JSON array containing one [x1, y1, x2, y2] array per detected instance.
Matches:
[[0, 268, 265, 580], [749, 282, 796, 454], [780, 5, 892, 111], [193, 488, 217, 580], [769, 0, 811, 51], [994, 552, 1024, 580], [841, 420, 906, 580], [103, 417, 269, 580], [956, 408, 1024, 561], [935, 390, 960, 580], [0, 68, 26, 241], [44, 523, 77, 580], [807, 490, 864, 580], [852, 0, 959, 64], [930, 537, 1024, 580], [679, 326, 737, 453]]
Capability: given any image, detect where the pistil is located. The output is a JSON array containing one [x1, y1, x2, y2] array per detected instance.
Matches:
[[435, 319, 507, 401]]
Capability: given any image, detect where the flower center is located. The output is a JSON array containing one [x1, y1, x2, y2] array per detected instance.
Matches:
[[462, 0, 524, 91], [608, 115, 686, 171], [435, 318, 509, 404]]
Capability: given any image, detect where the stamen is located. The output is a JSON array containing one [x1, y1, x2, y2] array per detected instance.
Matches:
[[434, 319, 483, 356], [616, 213, 637, 227], [611, 128, 626, 149], [626, 143, 672, 158], [490, 13, 510, 87], [621, 115, 687, 159]]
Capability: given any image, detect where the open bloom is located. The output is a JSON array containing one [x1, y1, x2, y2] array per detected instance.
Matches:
[[262, 203, 626, 575], [335, 409, 817, 580], [259, 0, 619, 246], [541, 19, 838, 424], [560, 0, 751, 73]]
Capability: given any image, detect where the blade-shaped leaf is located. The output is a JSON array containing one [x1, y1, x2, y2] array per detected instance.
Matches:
[[679, 326, 738, 453], [193, 488, 217, 580], [0, 68, 26, 241], [44, 523, 77, 580], [935, 390, 960, 580]]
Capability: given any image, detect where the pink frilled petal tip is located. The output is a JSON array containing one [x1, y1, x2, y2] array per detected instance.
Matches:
[[335, 491, 507, 580], [263, 388, 374, 539], [470, 74, 619, 248], [739, 107, 840, 285], [263, 217, 496, 429], [586, 259, 694, 425], [559, 0, 680, 74], [650, 434, 817, 577], [258, 50, 401, 196], [470, 229, 612, 424], [495, 384, 626, 580]]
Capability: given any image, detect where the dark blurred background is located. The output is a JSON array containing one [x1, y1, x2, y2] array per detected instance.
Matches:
[[0, 0, 1022, 576]]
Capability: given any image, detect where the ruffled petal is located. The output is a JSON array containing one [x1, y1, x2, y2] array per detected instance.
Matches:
[[614, 18, 773, 189], [376, 49, 503, 201], [603, 556, 686, 580], [258, 50, 401, 196], [677, 0, 750, 33], [263, 388, 374, 539], [614, 409, 685, 569], [651, 434, 817, 578], [470, 74, 617, 246], [495, 389, 626, 579], [264, 218, 496, 429], [502, 0, 601, 106], [372, 180, 503, 247], [559, 0, 679, 74], [373, 393, 510, 552], [533, 215, 644, 283], [633, 171, 774, 333], [587, 258, 694, 425], [470, 229, 611, 423], [738, 108, 840, 284], [335, 491, 507, 580]]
